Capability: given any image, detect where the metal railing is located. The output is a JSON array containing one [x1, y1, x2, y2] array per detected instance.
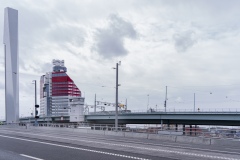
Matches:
[[88, 108, 240, 115], [3, 122, 239, 140]]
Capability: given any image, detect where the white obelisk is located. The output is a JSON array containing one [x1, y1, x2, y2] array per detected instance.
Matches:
[[3, 7, 19, 123]]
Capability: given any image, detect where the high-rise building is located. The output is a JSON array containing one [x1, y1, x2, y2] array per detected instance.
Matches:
[[40, 59, 82, 117], [3, 7, 19, 123]]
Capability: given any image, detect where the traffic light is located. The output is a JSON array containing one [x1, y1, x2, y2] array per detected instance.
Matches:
[[35, 105, 39, 119]]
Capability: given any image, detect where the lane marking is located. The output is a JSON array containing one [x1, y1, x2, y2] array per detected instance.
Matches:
[[0, 128, 195, 147], [0, 135, 149, 160], [1, 130, 240, 160], [225, 148, 240, 151], [31, 129, 195, 147], [20, 154, 44, 160], [1, 129, 240, 156]]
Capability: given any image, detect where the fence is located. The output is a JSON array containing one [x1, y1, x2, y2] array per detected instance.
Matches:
[[2, 122, 238, 140]]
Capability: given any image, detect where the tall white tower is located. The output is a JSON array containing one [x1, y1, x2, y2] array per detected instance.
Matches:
[[3, 7, 19, 123]]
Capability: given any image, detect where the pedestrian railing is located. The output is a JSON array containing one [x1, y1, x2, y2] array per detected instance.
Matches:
[[1, 122, 240, 140]]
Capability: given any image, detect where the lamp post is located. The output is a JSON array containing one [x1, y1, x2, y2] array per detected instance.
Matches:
[[113, 61, 121, 131], [94, 93, 96, 113], [32, 80, 38, 124], [194, 93, 195, 112], [164, 86, 167, 112], [33, 80, 37, 106], [147, 94, 149, 111]]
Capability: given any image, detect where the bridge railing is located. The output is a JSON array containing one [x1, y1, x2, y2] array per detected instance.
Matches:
[[88, 108, 240, 115], [2, 122, 240, 140]]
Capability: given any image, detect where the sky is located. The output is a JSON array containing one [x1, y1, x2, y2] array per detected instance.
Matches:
[[1, 0, 240, 119]]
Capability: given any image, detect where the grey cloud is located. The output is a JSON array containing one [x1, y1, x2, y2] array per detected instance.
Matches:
[[19, 59, 52, 74], [40, 62, 53, 73], [48, 25, 85, 47], [173, 30, 197, 52], [93, 14, 137, 58], [0, 81, 4, 90], [19, 58, 28, 71]]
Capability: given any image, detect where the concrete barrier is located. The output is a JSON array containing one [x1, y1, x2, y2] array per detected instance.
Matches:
[[176, 136, 211, 145], [125, 132, 148, 139], [211, 138, 240, 147], [105, 131, 125, 137], [87, 129, 105, 135], [148, 134, 176, 142], [19, 126, 240, 147], [73, 128, 88, 133], [33, 127, 74, 133]]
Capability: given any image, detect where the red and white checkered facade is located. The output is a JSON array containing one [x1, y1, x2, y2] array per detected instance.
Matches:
[[40, 60, 81, 116]]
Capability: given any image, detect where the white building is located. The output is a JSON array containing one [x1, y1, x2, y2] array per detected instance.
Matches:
[[3, 7, 19, 123]]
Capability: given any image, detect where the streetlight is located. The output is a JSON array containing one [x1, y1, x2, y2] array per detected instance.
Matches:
[[32, 80, 39, 124], [113, 61, 121, 131], [194, 93, 195, 112], [94, 93, 97, 113], [164, 86, 167, 112], [193, 93, 195, 112], [147, 94, 149, 111], [32, 80, 37, 106]]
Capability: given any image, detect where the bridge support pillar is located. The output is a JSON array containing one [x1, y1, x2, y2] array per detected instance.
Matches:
[[167, 123, 170, 130], [190, 125, 192, 136], [161, 120, 163, 130], [183, 124, 185, 135], [195, 125, 197, 136]]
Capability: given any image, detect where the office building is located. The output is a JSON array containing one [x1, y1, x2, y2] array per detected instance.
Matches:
[[40, 59, 82, 117]]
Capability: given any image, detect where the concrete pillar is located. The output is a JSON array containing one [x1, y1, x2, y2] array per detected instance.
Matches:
[[190, 125, 192, 136], [195, 125, 197, 136], [161, 120, 163, 130]]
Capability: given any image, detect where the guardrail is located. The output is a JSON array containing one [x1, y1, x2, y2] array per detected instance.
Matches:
[[7, 122, 239, 140], [88, 108, 240, 115]]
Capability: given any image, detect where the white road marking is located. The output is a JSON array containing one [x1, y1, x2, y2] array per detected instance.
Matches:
[[225, 148, 240, 151], [2, 129, 240, 155], [20, 154, 44, 160], [1, 130, 240, 160], [0, 135, 149, 160]]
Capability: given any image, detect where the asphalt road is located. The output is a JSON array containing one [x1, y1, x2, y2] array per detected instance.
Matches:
[[0, 135, 167, 160], [0, 126, 240, 160]]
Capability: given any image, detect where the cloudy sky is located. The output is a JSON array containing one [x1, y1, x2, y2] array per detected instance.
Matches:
[[1, 0, 240, 119]]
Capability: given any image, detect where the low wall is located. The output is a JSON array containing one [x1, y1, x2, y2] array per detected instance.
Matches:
[[125, 132, 149, 139], [87, 129, 105, 135], [211, 138, 240, 147], [176, 136, 211, 145], [148, 134, 176, 142], [21, 126, 240, 147], [105, 131, 125, 137]]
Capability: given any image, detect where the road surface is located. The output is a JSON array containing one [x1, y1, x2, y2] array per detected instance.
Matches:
[[0, 126, 239, 160]]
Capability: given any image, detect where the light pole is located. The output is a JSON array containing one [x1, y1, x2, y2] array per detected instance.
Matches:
[[164, 86, 167, 112], [147, 94, 149, 111], [94, 93, 96, 113], [32, 80, 38, 124], [113, 61, 121, 131], [32, 80, 37, 106], [194, 93, 195, 112]]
